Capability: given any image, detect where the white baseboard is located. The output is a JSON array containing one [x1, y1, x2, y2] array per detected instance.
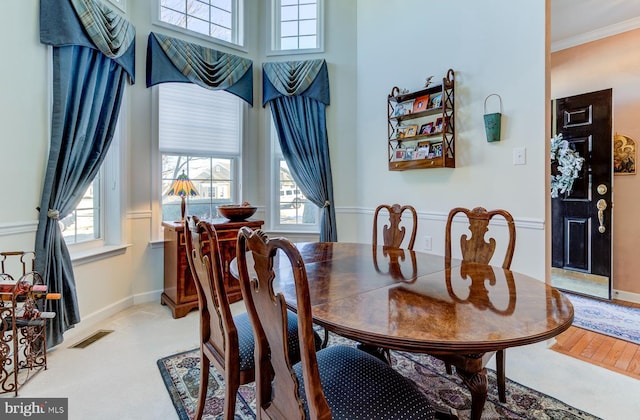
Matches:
[[62, 290, 163, 346], [612, 289, 640, 304], [133, 290, 163, 305]]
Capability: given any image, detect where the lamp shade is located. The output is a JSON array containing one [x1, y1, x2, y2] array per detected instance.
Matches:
[[167, 172, 198, 197], [166, 172, 198, 222]]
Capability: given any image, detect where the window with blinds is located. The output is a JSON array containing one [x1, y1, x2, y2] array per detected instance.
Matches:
[[159, 83, 243, 221], [159, 83, 241, 155]]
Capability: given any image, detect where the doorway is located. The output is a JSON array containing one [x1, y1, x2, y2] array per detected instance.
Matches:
[[551, 90, 612, 299]]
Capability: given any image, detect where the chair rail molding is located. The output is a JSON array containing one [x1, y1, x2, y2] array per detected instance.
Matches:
[[358, 206, 543, 231], [127, 210, 152, 220], [0, 221, 38, 237]]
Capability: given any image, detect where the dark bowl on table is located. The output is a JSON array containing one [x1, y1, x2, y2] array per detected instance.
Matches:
[[217, 205, 257, 221]]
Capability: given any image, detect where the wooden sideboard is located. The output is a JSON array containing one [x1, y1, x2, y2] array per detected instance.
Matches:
[[161, 218, 264, 319]]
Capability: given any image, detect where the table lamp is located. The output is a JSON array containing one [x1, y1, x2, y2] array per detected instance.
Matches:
[[166, 171, 198, 222]]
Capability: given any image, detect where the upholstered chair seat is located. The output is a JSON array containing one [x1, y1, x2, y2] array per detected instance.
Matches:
[[294, 345, 436, 419], [235, 311, 322, 372]]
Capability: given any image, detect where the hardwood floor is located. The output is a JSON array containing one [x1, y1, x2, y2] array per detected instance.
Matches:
[[551, 298, 640, 380]]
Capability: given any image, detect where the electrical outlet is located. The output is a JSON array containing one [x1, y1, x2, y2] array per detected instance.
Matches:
[[423, 236, 432, 251]]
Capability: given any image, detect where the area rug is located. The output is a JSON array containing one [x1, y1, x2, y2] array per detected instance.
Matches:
[[157, 336, 599, 420], [566, 293, 640, 345]]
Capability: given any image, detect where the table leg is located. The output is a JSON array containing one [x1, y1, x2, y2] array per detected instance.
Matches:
[[457, 367, 488, 420]]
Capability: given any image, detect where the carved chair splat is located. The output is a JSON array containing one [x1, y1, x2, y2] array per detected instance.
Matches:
[[373, 204, 418, 250], [444, 206, 516, 403]]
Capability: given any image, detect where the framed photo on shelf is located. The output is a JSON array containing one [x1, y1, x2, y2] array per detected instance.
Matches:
[[419, 122, 434, 135], [404, 125, 419, 137], [405, 149, 415, 160], [416, 141, 430, 158], [412, 95, 430, 113], [429, 93, 443, 109], [394, 100, 414, 117], [431, 142, 443, 157], [394, 148, 406, 161], [435, 117, 443, 133]]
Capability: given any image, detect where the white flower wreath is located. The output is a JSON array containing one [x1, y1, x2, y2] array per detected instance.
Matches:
[[550, 134, 584, 198]]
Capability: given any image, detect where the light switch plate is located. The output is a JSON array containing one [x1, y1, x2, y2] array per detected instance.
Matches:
[[513, 147, 526, 165]]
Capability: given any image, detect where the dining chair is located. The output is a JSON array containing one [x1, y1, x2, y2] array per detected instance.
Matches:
[[373, 203, 418, 249], [368, 203, 418, 362], [444, 206, 516, 403], [236, 227, 456, 420], [184, 216, 320, 420]]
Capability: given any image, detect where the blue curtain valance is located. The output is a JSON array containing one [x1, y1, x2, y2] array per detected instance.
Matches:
[[146, 32, 253, 106], [262, 59, 329, 106], [40, 0, 135, 82]]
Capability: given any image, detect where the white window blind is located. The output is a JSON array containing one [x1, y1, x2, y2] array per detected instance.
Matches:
[[159, 83, 241, 156]]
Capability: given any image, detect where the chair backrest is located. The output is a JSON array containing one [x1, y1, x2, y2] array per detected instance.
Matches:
[[236, 227, 331, 420], [184, 216, 237, 358], [445, 207, 516, 269], [372, 204, 418, 250]]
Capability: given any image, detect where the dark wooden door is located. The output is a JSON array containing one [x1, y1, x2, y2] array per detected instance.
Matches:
[[552, 90, 612, 292]]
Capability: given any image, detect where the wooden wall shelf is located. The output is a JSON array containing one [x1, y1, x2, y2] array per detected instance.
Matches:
[[387, 69, 455, 171]]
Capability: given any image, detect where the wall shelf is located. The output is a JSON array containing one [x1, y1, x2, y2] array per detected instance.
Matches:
[[387, 69, 455, 171]]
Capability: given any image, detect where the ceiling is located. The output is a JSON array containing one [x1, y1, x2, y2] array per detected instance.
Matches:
[[551, 0, 640, 49]]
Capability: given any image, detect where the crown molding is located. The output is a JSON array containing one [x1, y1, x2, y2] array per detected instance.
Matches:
[[552, 16, 640, 52]]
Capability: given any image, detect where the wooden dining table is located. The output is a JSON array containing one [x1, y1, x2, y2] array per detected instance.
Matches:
[[235, 241, 574, 420]]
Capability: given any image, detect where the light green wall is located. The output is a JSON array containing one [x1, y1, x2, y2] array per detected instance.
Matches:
[[0, 1, 48, 252], [355, 0, 548, 277]]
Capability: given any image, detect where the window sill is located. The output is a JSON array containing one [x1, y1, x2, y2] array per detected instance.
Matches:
[[265, 47, 324, 57], [70, 244, 131, 266], [149, 239, 165, 250]]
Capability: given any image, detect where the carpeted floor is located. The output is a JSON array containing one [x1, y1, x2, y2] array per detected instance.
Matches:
[[566, 293, 640, 345], [157, 335, 600, 420]]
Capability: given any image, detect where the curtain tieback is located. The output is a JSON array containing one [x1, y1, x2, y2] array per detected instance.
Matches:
[[323, 201, 331, 208], [47, 209, 60, 220]]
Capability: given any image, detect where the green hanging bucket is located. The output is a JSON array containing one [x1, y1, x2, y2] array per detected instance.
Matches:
[[484, 94, 502, 143]]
